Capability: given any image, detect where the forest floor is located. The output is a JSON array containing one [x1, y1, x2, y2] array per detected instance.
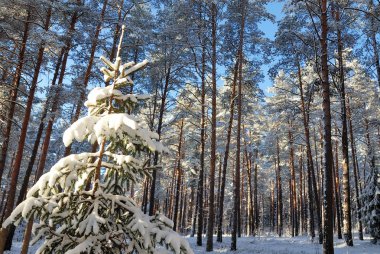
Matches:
[[187, 233, 379, 254], [5, 232, 379, 253]]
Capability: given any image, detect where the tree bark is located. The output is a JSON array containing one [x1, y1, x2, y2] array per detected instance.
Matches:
[[149, 65, 171, 216], [320, 0, 334, 252], [296, 60, 317, 240], [173, 119, 184, 231], [196, 34, 206, 247], [216, 52, 239, 243], [276, 137, 283, 237], [206, 2, 217, 251], [231, 0, 246, 250], [289, 126, 297, 237], [334, 5, 353, 246], [244, 141, 254, 236], [332, 137, 342, 239], [299, 150, 305, 235], [346, 98, 363, 240], [254, 151, 259, 234]]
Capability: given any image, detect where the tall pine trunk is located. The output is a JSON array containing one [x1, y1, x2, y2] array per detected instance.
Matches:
[[347, 98, 363, 240], [334, 6, 353, 246], [216, 51, 239, 243], [276, 137, 283, 237], [289, 127, 298, 237], [254, 151, 259, 234], [196, 34, 206, 246], [206, 2, 217, 251], [173, 119, 184, 231], [231, 0, 246, 250], [149, 65, 171, 215], [320, 0, 334, 252], [296, 60, 316, 239]]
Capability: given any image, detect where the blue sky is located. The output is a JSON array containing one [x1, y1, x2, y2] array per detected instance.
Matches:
[[259, 1, 285, 95]]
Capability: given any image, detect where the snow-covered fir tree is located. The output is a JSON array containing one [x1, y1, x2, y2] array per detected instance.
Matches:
[[2, 27, 193, 254]]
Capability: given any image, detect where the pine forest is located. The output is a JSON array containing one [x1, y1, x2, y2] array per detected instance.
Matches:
[[0, 0, 379, 253]]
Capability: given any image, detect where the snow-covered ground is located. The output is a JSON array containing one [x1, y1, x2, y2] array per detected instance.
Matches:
[[5, 233, 379, 253], [188, 234, 379, 254]]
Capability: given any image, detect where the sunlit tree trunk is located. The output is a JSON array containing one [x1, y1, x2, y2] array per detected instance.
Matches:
[[149, 64, 171, 215], [231, 0, 246, 250], [276, 137, 283, 237], [296, 60, 317, 240], [320, 0, 334, 252], [206, 2, 217, 251], [334, 5, 353, 246], [347, 98, 363, 240], [217, 44, 239, 244], [288, 126, 297, 237], [196, 34, 206, 247], [173, 119, 184, 231]]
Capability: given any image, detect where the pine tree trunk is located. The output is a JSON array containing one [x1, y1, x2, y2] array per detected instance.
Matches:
[[240, 154, 244, 236], [206, 3, 217, 251], [320, 0, 334, 252], [149, 64, 171, 216], [254, 152, 259, 234], [173, 119, 184, 231], [296, 60, 316, 240], [313, 128, 323, 243], [216, 52, 239, 243], [289, 127, 297, 237], [244, 142, 254, 236], [347, 98, 363, 240], [270, 180, 274, 232], [334, 130, 343, 237], [196, 38, 206, 247], [231, 0, 246, 250], [276, 137, 283, 237], [189, 183, 196, 236], [299, 151, 305, 235], [334, 6, 353, 246], [332, 138, 342, 239], [168, 163, 176, 219]]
